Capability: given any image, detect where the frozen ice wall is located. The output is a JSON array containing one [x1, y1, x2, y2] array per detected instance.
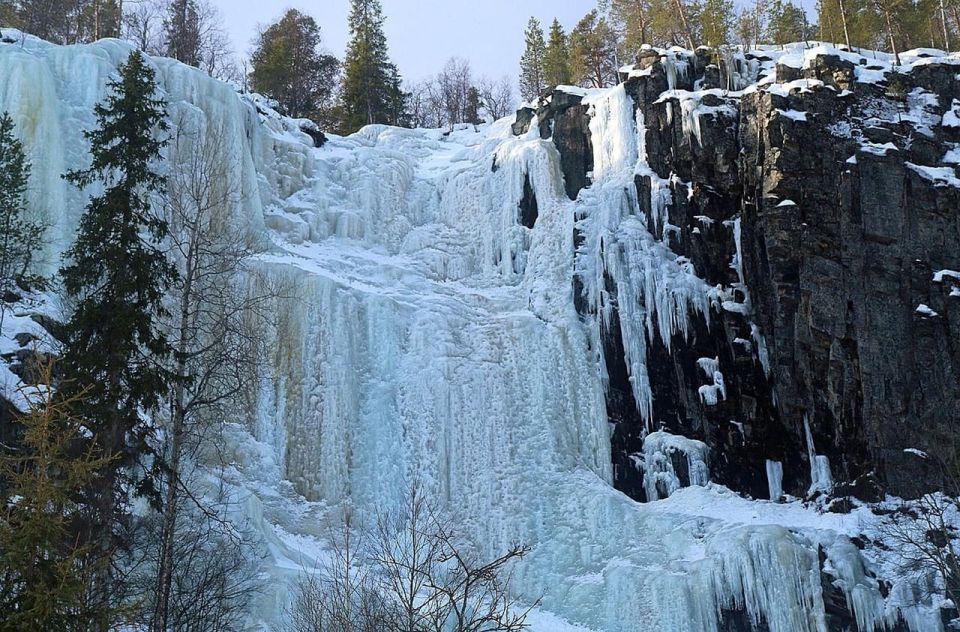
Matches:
[[0, 35, 937, 632]]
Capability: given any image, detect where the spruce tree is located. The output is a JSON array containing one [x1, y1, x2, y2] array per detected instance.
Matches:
[[340, 0, 400, 133], [519, 17, 546, 102], [0, 112, 45, 314], [464, 86, 482, 124], [58, 50, 176, 612], [544, 18, 572, 88], [165, 0, 201, 67]]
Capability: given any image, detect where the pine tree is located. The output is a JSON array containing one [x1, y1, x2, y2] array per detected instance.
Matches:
[[0, 361, 113, 630], [544, 18, 572, 88], [768, 0, 809, 45], [608, 0, 655, 52], [570, 10, 618, 88], [0, 112, 45, 312], [58, 50, 176, 615], [249, 9, 340, 125], [250, 9, 340, 127], [340, 0, 401, 133], [165, 0, 201, 67], [519, 17, 546, 102], [700, 0, 734, 47]]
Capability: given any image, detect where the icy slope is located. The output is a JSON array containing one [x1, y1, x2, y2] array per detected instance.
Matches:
[[0, 34, 949, 631]]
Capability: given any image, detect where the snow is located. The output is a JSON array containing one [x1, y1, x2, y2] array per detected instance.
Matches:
[[776, 108, 808, 121], [1, 34, 954, 632], [916, 303, 940, 317], [933, 269, 960, 283]]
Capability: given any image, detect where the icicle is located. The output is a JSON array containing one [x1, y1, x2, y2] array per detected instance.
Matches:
[[766, 459, 784, 500]]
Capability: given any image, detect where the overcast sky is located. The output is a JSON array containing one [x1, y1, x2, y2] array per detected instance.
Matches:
[[210, 0, 598, 83]]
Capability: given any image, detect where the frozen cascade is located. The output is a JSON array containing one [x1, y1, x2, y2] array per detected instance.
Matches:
[[0, 34, 935, 632], [642, 431, 710, 501]]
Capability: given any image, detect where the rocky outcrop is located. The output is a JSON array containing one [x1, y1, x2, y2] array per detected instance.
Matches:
[[517, 50, 960, 501]]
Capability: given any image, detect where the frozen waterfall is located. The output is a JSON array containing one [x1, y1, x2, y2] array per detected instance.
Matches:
[[0, 34, 941, 632]]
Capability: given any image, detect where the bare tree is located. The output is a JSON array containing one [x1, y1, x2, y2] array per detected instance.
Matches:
[[122, 0, 167, 54], [369, 484, 446, 631], [290, 484, 537, 632], [881, 451, 960, 609], [147, 118, 275, 632], [404, 80, 430, 129], [437, 57, 473, 127], [477, 76, 515, 122], [121, 0, 240, 82], [290, 509, 387, 632]]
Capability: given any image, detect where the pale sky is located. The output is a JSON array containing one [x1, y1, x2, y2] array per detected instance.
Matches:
[[210, 0, 597, 83]]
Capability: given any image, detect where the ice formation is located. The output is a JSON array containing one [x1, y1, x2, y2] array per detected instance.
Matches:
[[0, 34, 953, 632]]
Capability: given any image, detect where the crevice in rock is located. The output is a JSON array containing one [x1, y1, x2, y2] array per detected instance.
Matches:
[[518, 172, 538, 228]]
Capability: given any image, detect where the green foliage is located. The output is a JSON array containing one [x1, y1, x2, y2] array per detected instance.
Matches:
[[700, 0, 734, 46], [249, 9, 340, 126], [734, 1, 766, 48], [165, 0, 201, 67], [605, 0, 655, 53], [0, 113, 45, 297], [768, 0, 809, 44], [59, 49, 176, 525], [464, 86, 482, 124], [570, 10, 618, 88], [0, 363, 114, 631], [340, 0, 405, 133], [519, 16, 546, 102], [544, 18, 572, 88]]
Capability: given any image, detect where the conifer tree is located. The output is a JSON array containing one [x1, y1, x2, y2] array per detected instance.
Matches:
[[519, 17, 546, 102], [607, 0, 655, 52], [165, 0, 201, 67], [0, 362, 112, 630], [544, 18, 572, 88], [700, 0, 734, 47], [570, 10, 618, 88], [768, 0, 809, 45], [58, 50, 176, 615], [340, 0, 402, 133], [249, 9, 340, 125], [464, 86, 482, 124], [0, 112, 45, 319]]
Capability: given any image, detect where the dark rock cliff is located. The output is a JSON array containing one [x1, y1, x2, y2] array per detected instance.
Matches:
[[516, 50, 960, 502]]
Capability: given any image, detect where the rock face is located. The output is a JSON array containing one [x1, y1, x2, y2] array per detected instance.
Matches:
[[517, 50, 960, 501]]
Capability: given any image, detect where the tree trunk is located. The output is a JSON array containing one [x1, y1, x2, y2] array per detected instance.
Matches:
[[881, 2, 901, 66], [837, 0, 852, 49], [940, 0, 952, 50], [153, 220, 198, 632], [673, 0, 696, 50]]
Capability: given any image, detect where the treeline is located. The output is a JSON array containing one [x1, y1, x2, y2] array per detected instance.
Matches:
[[2, 0, 517, 133], [517, 0, 960, 100], [248, 6, 514, 131]]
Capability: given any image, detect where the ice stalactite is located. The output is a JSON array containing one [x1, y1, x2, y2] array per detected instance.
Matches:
[[576, 85, 713, 428], [642, 431, 710, 500]]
